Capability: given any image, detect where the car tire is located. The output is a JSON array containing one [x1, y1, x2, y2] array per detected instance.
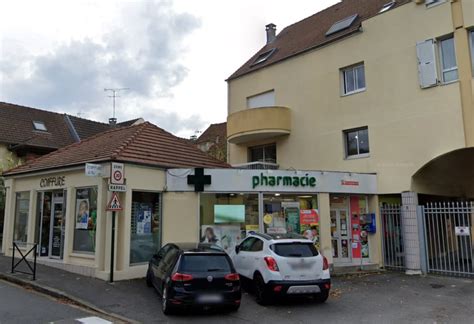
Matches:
[[161, 286, 174, 315], [254, 274, 271, 305], [315, 289, 329, 303], [146, 269, 153, 287]]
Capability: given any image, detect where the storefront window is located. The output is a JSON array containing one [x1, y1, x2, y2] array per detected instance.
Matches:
[[73, 187, 97, 253], [130, 191, 160, 264], [14, 192, 30, 242], [200, 193, 258, 255], [263, 194, 320, 248]]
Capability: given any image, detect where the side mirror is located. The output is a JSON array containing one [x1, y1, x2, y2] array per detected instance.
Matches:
[[235, 245, 240, 254]]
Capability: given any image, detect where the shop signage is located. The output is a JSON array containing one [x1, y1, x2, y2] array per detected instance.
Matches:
[[110, 162, 125, 185], [252, 173, 316, 189], [40, 176, 65, 188], [187, 168, 211, 192], [108, 184, 126, 192], [85, 163, 103, 177], [341, 180, 359, 186]]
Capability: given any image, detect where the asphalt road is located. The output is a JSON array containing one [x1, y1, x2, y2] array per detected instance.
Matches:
[[0, 280, 111, 324]]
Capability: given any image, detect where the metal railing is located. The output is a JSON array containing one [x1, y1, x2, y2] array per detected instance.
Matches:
[[232, 161, 279, 170], [422, 202, 473, 277], [380, 204, 405, 271], [11, 242, 37, 280]]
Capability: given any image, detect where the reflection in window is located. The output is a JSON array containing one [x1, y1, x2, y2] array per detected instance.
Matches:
[[14, 192, 30, 242], [73, 187, 97, 253], [344, 127, 369, 157]]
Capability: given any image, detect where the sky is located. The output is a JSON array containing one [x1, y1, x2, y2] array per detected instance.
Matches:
[[0, 0, 339, 138]]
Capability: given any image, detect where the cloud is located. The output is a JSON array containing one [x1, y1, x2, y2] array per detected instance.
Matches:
[[0, 0, 201, 134]]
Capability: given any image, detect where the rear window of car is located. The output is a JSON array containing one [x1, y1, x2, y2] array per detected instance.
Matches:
[[270, 243, 319, 257], [179, 254, 232, 272]]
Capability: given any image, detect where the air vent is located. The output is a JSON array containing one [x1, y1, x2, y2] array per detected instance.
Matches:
[[325, 14, 358, 37]]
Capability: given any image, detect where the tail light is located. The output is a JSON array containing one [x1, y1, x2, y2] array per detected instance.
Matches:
[[264, 256, 279, 272], [171, 272, 193, 282], [224, 273, 240, 281], [322, 255, 329, 270]]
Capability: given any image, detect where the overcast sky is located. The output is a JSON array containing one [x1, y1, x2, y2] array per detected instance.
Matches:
[[0, 0, 338, 138]]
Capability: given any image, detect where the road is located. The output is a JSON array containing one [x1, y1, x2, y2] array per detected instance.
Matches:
[[0, 279, 112, 324]]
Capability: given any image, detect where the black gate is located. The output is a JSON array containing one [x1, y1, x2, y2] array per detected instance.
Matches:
[[381, 204, 405, 270]]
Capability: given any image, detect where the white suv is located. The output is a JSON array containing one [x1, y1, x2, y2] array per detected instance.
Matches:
[[232, 233, 330, 305]]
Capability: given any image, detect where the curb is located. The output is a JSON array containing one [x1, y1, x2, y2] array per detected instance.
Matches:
[[0, 272, 139, 324]]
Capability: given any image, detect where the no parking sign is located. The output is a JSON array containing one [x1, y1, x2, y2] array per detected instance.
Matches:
[[110, 162, 125, 185]]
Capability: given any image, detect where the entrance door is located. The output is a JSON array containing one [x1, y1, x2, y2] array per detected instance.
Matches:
[[330, 209, 351, 263], [38, 191, 66, 259]]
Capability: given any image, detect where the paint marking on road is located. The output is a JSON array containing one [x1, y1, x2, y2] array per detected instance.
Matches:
[[76, 316, 112, 324]]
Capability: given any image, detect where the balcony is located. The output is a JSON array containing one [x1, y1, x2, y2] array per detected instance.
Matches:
[[232, 161, 279, 170], [227, 106, 291, 144]]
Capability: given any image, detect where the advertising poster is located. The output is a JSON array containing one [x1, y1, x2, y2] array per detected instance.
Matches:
[[75, 199, 90, 229], [300, 209, 320, 248], [201, 225, 242, 255], [284, 205, 300, 233], [137, 203, 152, 235], [214, 205, 245, 223]]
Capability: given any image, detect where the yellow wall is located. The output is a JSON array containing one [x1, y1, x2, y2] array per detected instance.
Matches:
[[228, 2, 470, 195]]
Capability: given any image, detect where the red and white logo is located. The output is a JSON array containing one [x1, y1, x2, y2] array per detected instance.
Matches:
[[110, 162, 125, 185]]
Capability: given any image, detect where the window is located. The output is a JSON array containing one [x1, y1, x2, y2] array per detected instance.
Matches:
[[252, 48, 276, 66], [14, 192, 30, 242], [438, 37, 458, 83], [130, 191, 161, 264], [379, 1, 396, 14], [32, 121, 47, 131], [270, 243, 319, 257], [426, 0, 445, 7], [470, 30, 474, 76], [73, 187, 97, 253], [249, 238, 264, 252], [326, 14, 358, 37], [247, 90, 275, 109], [344, 127, 370, 158], [342, 63, 366, 95], [249, 143, 276, 163], [239, 237, 257, 252], [179, 255, 231, 272]]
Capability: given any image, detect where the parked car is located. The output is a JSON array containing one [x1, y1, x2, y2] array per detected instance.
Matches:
[[146, 242, 241, 314], [233, 233, 330, 305]]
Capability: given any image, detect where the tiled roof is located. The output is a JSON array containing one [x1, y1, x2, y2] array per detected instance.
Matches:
[[67, 115, 112, 141], [4, 122, 229, 175], [228, 0, 411, 80], [196, 122, 226, 144]]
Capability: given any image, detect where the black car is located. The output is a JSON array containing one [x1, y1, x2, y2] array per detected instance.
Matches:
[[146, 242, 242, 314]]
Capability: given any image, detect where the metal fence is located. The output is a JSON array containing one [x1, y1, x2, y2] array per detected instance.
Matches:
[[422, 202, 473, 277], [381, 204, 405, 270]]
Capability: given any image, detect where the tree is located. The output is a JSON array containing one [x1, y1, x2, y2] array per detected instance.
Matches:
[[0, 152, 22, 214]]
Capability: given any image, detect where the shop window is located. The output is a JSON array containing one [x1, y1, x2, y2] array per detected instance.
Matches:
[[13, 192, 30, 242], [249, 144, 276, 164], [438, 36, 458, 83], [341, 63, 365, 95], [73, 187, 98, 253], [263, 194, 320, 249], [200, 193, 258, 255], [130, 191, 161, 265], [469, 30, 474, 76], [344, 127, 369, 158]]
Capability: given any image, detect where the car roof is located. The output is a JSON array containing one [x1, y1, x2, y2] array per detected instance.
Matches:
[[251, 232, 312, 242], [169, 242, 226, 254]]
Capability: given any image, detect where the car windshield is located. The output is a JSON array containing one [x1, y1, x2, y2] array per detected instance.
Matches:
[[270, 243, 319, 257], [179, 254, 231, 272]]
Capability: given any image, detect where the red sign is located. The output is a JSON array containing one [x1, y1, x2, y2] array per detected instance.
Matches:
[[106, 192, 123, 211], [341, 180, 359, 186], [300, 209, 319, 225]]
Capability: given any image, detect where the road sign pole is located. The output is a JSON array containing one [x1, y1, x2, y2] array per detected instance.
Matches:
[[110, 211, 116, 283]]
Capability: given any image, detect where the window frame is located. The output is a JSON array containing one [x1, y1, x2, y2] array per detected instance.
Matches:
[[469, 30, 474, 77], [248, 143, 277, 164], [426, 0, 446, 9], [341, 63, 366, 96], [343, 127, 370, 159], [437, 35, 458, 84], [13, 191, 30, 243], [32, 121, 47, 131]]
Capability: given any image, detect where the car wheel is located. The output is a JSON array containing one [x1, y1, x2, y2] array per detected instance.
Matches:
[[254, 274, 271, 305], [146, 269, 153, 287], [161, 286, 174, 315], [315, 289, 329, 303]]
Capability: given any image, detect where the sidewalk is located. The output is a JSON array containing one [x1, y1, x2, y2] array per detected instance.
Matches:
[[0, 255, 161, 323]]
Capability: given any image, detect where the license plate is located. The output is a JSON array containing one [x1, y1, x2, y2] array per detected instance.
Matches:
[[197, 294, 223, 303], [287, 285, 321, 294], [289, 262, 313, 269]]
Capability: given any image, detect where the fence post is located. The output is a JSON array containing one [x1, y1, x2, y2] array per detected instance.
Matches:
[[417, 206, 428, 275], [11, 242, 15, 273]]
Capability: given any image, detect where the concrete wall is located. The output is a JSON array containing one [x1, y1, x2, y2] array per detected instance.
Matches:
[[228, 2, 470, 195]]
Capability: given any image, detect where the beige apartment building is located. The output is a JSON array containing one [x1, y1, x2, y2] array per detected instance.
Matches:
[[226, 0, 474, 272]]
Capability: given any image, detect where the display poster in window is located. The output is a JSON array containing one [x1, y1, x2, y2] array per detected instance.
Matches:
[[300, 209, 320, 249], [136, 203, 152, 235], [214, 205, 245, 223], [75, 199, 90, 229], [282, 202, 300, 234], [201, 225, 242, 255]]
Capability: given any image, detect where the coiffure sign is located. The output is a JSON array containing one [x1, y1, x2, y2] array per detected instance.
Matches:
[[167, 169, 377, 194], [40, 176, 66, 188]]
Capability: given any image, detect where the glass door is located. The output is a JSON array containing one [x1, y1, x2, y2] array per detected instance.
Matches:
[[49, 191, 65, 259], [39, 192, 52, 257], [330, 209, 351, 263]]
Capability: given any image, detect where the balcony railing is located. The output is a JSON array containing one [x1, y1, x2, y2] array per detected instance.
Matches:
[[232, 161, 279, 170]]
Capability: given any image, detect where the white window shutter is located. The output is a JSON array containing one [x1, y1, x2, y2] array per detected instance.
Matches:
[[416, 39, 438, 89]]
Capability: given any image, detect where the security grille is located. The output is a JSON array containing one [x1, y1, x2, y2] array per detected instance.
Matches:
[[422, 202, 473, 277], [381, 204, 405, 270]]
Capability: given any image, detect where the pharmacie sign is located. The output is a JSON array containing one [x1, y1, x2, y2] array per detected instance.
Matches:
[[167, 169, 377, 194], [252, 172, 316, 189]]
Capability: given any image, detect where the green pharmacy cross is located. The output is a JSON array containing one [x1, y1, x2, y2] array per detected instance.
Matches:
[[187, 168, 211, 192]]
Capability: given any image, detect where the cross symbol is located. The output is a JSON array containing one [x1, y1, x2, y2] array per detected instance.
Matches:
[[187, 168, 211, 192]]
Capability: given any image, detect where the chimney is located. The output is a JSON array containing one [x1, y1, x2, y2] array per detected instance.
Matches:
[[109, 117, 117, 127], [265, 23, 276, 44]]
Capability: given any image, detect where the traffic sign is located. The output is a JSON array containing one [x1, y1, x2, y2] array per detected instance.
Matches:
[[108, 184, 126, 192], [106, 192, 123, 211], [110, 162, 125, 185]]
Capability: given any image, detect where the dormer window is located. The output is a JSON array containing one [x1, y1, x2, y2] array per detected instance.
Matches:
[[33, 121, 47, 131], [326, 14, 358, 37], [251, 48, 276, 66]]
